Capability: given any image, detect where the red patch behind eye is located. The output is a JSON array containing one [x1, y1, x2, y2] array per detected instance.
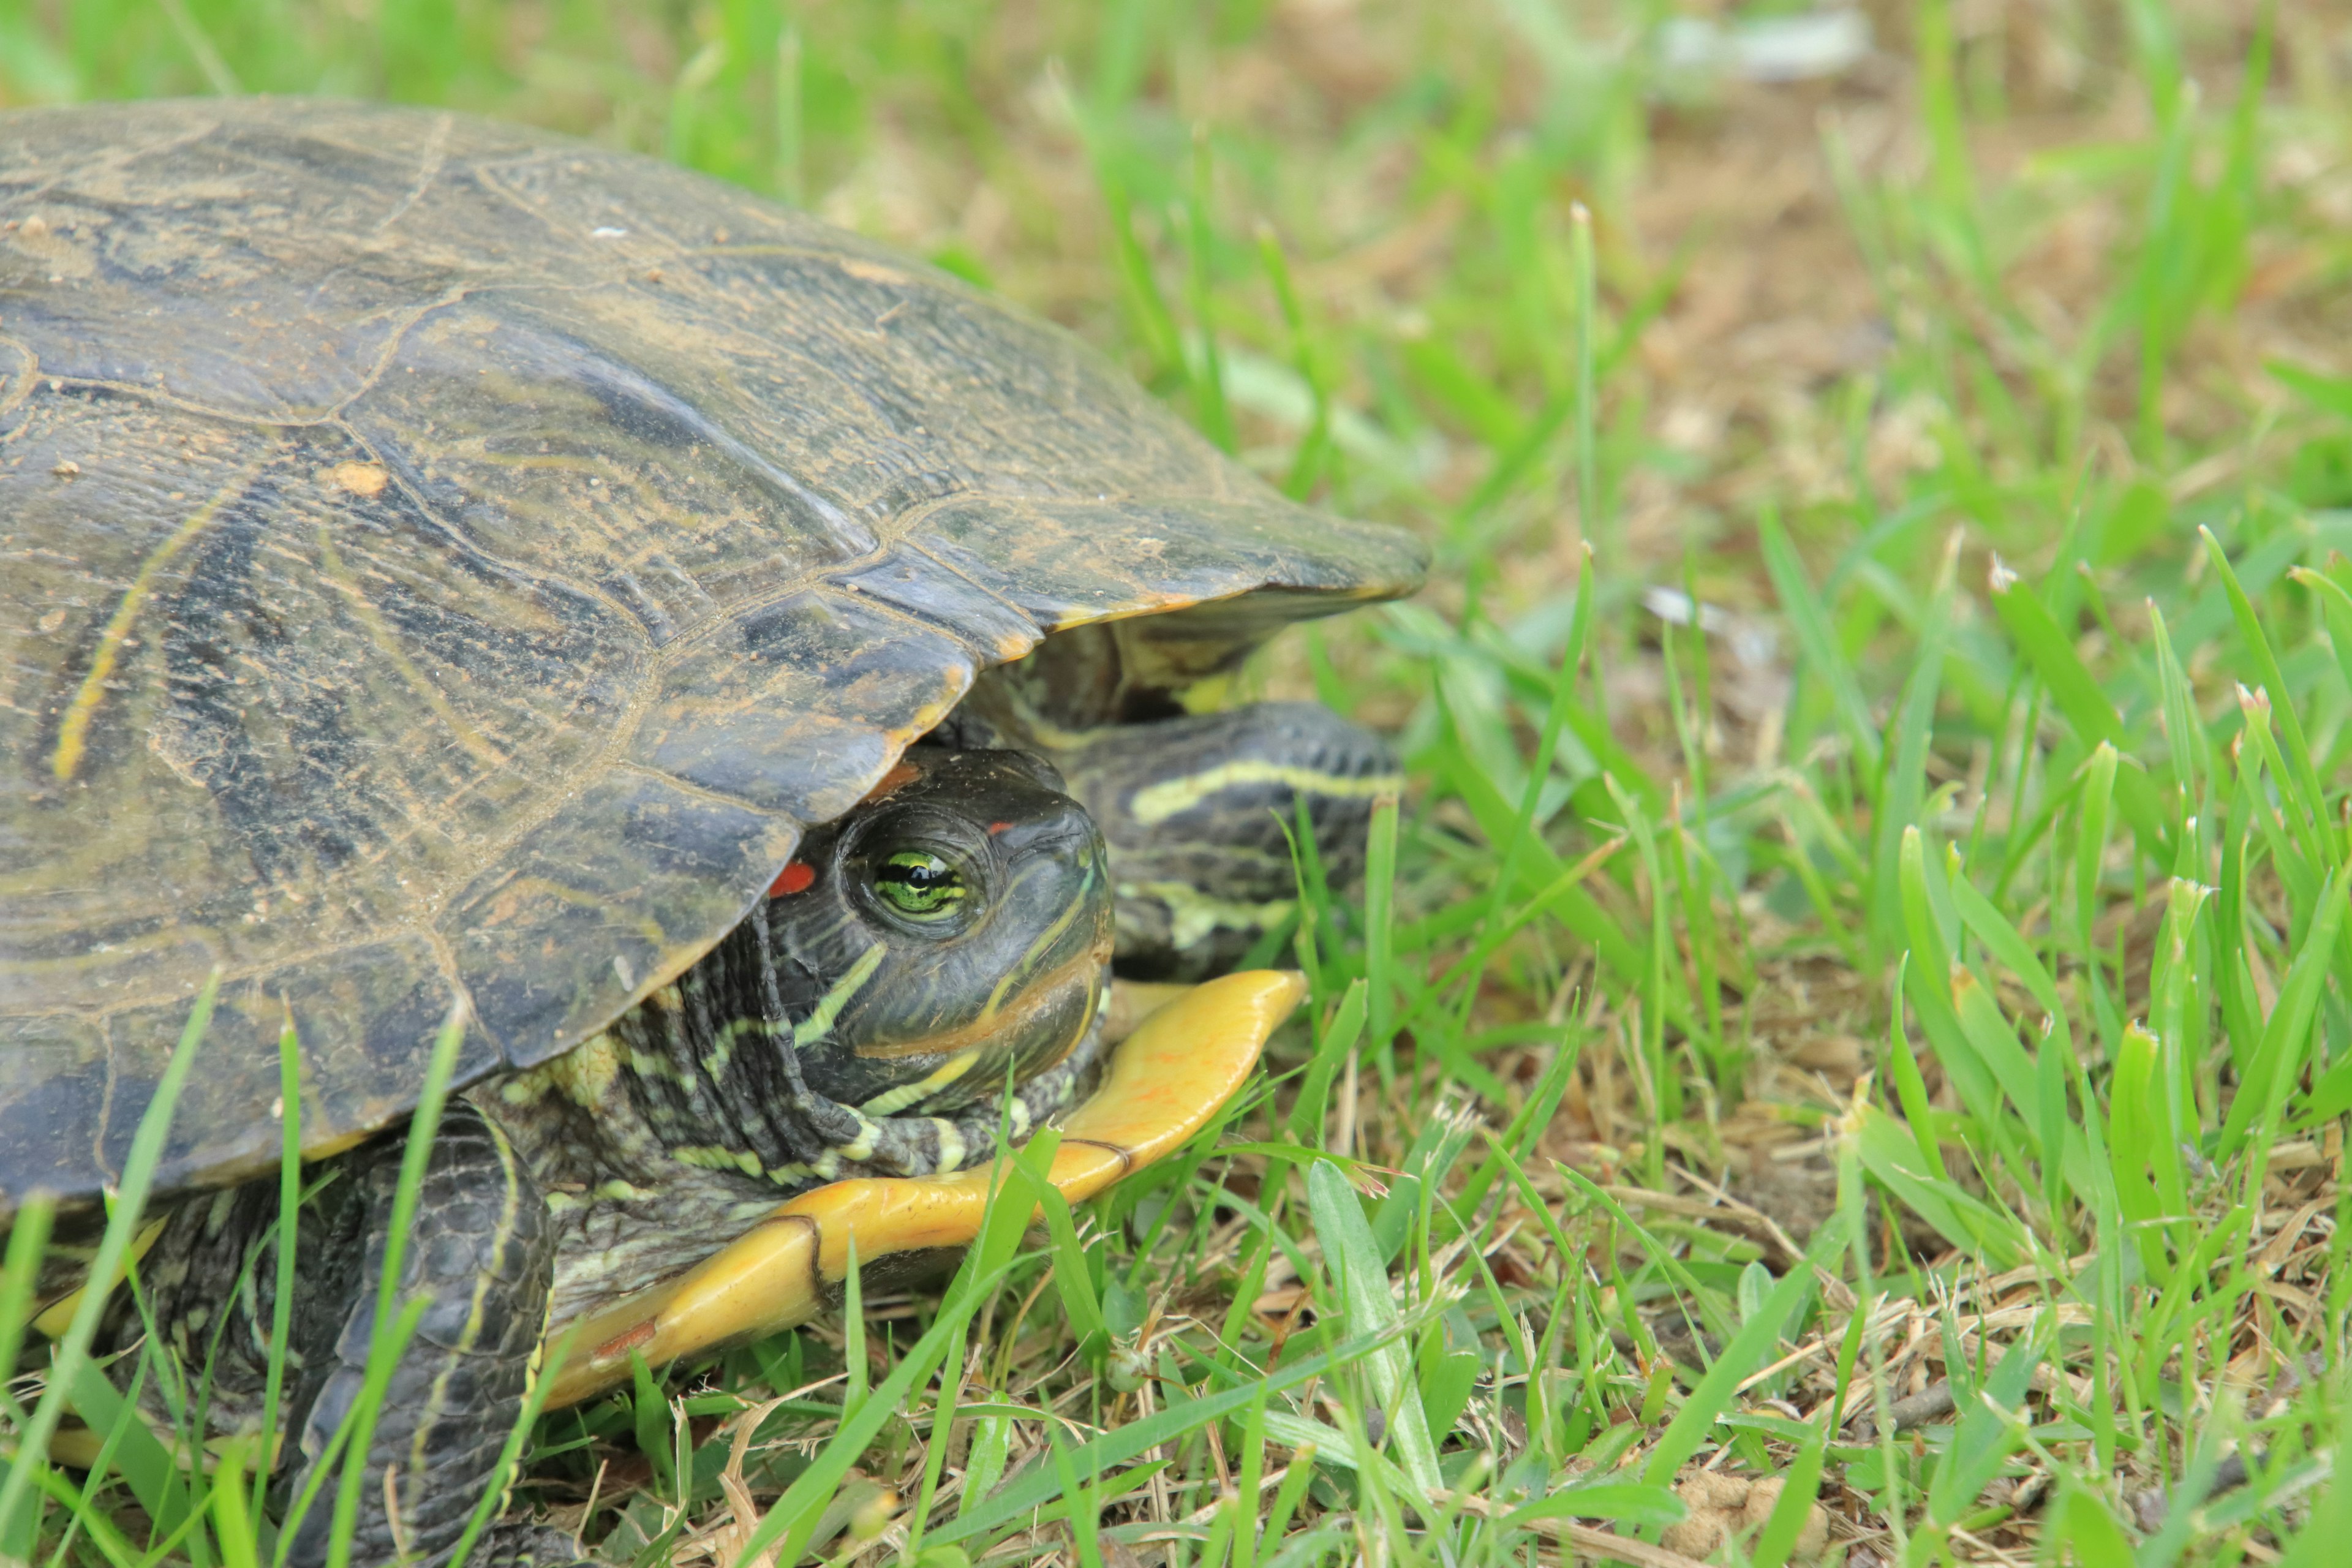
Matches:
[[769, 861, 816, 897]]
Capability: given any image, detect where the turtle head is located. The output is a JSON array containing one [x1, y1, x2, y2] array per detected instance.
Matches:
[[763, 746, 1113, 1119]]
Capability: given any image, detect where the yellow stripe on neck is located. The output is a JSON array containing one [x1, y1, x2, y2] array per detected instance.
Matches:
[[1128, 762, 1401, 826], [793, 943, 885, 1049], [858, 1049, 982, 1117]]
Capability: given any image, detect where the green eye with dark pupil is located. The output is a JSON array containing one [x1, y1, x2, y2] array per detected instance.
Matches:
[[875, 850, 965, 919]]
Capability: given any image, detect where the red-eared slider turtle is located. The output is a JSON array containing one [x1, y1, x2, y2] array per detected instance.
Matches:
[[0, 98, 1424, 1566]]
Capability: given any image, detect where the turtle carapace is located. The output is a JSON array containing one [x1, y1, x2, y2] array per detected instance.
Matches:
[[0, 98, 1427, 1567]]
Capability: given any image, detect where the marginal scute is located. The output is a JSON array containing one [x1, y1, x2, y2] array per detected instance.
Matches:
[[477, 141, 798, 254], [913, 497, 1428, 635], [630, 589, 975, 820], [442, 769, 796, 1065], [826, 547, 1042, 664], [0, 1012, 109, 1205], [1, 937, 479, 1205], [158, 937, 485, 1186]]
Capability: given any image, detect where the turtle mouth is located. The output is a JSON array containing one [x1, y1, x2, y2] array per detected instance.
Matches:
[[849, 941, 1109, 1065]]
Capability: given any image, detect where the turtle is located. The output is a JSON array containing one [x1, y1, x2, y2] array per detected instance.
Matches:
[[0, 97, 1425, 1566]]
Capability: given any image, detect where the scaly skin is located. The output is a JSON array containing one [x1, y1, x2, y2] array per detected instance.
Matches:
[[88, 714, 1385, 1564], [282, 1104, 554, 1568], [124, 1104, 559, 1568], [483, 1013, 1104, 1331], [1055, 703, 1403, 979]]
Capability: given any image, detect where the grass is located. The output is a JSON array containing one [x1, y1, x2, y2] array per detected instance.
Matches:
[[4, 0, 2351, 1564]]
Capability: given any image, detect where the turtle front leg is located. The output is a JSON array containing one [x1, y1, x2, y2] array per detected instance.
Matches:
[[279, 1102, 581, 1568], [1054, 701, 1401, 980]]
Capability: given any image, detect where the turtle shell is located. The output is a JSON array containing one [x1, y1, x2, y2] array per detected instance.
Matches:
[[0, 98, 1425, 1210]]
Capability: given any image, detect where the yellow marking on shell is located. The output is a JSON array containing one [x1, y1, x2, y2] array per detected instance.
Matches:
[[543, 970, 1303, 1410], [315, 522, 511, 772], [34, 1216, 172, 1338], [298, 1126, 374, 1162], [328, 461, 389, 496], [793, 943, 884, 1048], [858, 1050, 982, 1117], [51, 459, 266, 782], [1128, 763, 1403, 827], [1122, 880, 1297, 953]]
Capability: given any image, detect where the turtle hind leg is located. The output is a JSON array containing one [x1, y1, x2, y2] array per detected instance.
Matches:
[[279, 1101, 569, 1568], [1055, 701, 1401, 981]]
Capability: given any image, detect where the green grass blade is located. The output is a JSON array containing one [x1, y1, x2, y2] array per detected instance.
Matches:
[[1639, 1213, 1842, 1493], [1748, 1430, 1826, 1568], [1758, 508, 1882, 779], [0, 1196, 56, 1426], [1304, 1160, 1441, 1498], [257, 1014, 303, 1502], [1869, 532, 1959, 954], [445, 1329, 581, 1568], [210, 1439, 261, 1568], [737, 1259, 1010, 1567], [59, 1355, 192, 1549], [1921, 1332, 2040, 1538], [1290, 979, 1365, 1150], [2218, 862, 2348, 1156], [2202, 526, 2333, 859], [1570, 200, 1599, 561], [929, 1322, 1410, 1548], [2147, 600, 2210, 820], [1363, 793, 1399, 1054], [1020, 1140, 1107, 1363], [1845, 1102, 2022, 1268], [1987, 560, 2169, 858]]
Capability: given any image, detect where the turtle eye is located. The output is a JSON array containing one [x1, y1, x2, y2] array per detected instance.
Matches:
[[872, 849, 967, 921]]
